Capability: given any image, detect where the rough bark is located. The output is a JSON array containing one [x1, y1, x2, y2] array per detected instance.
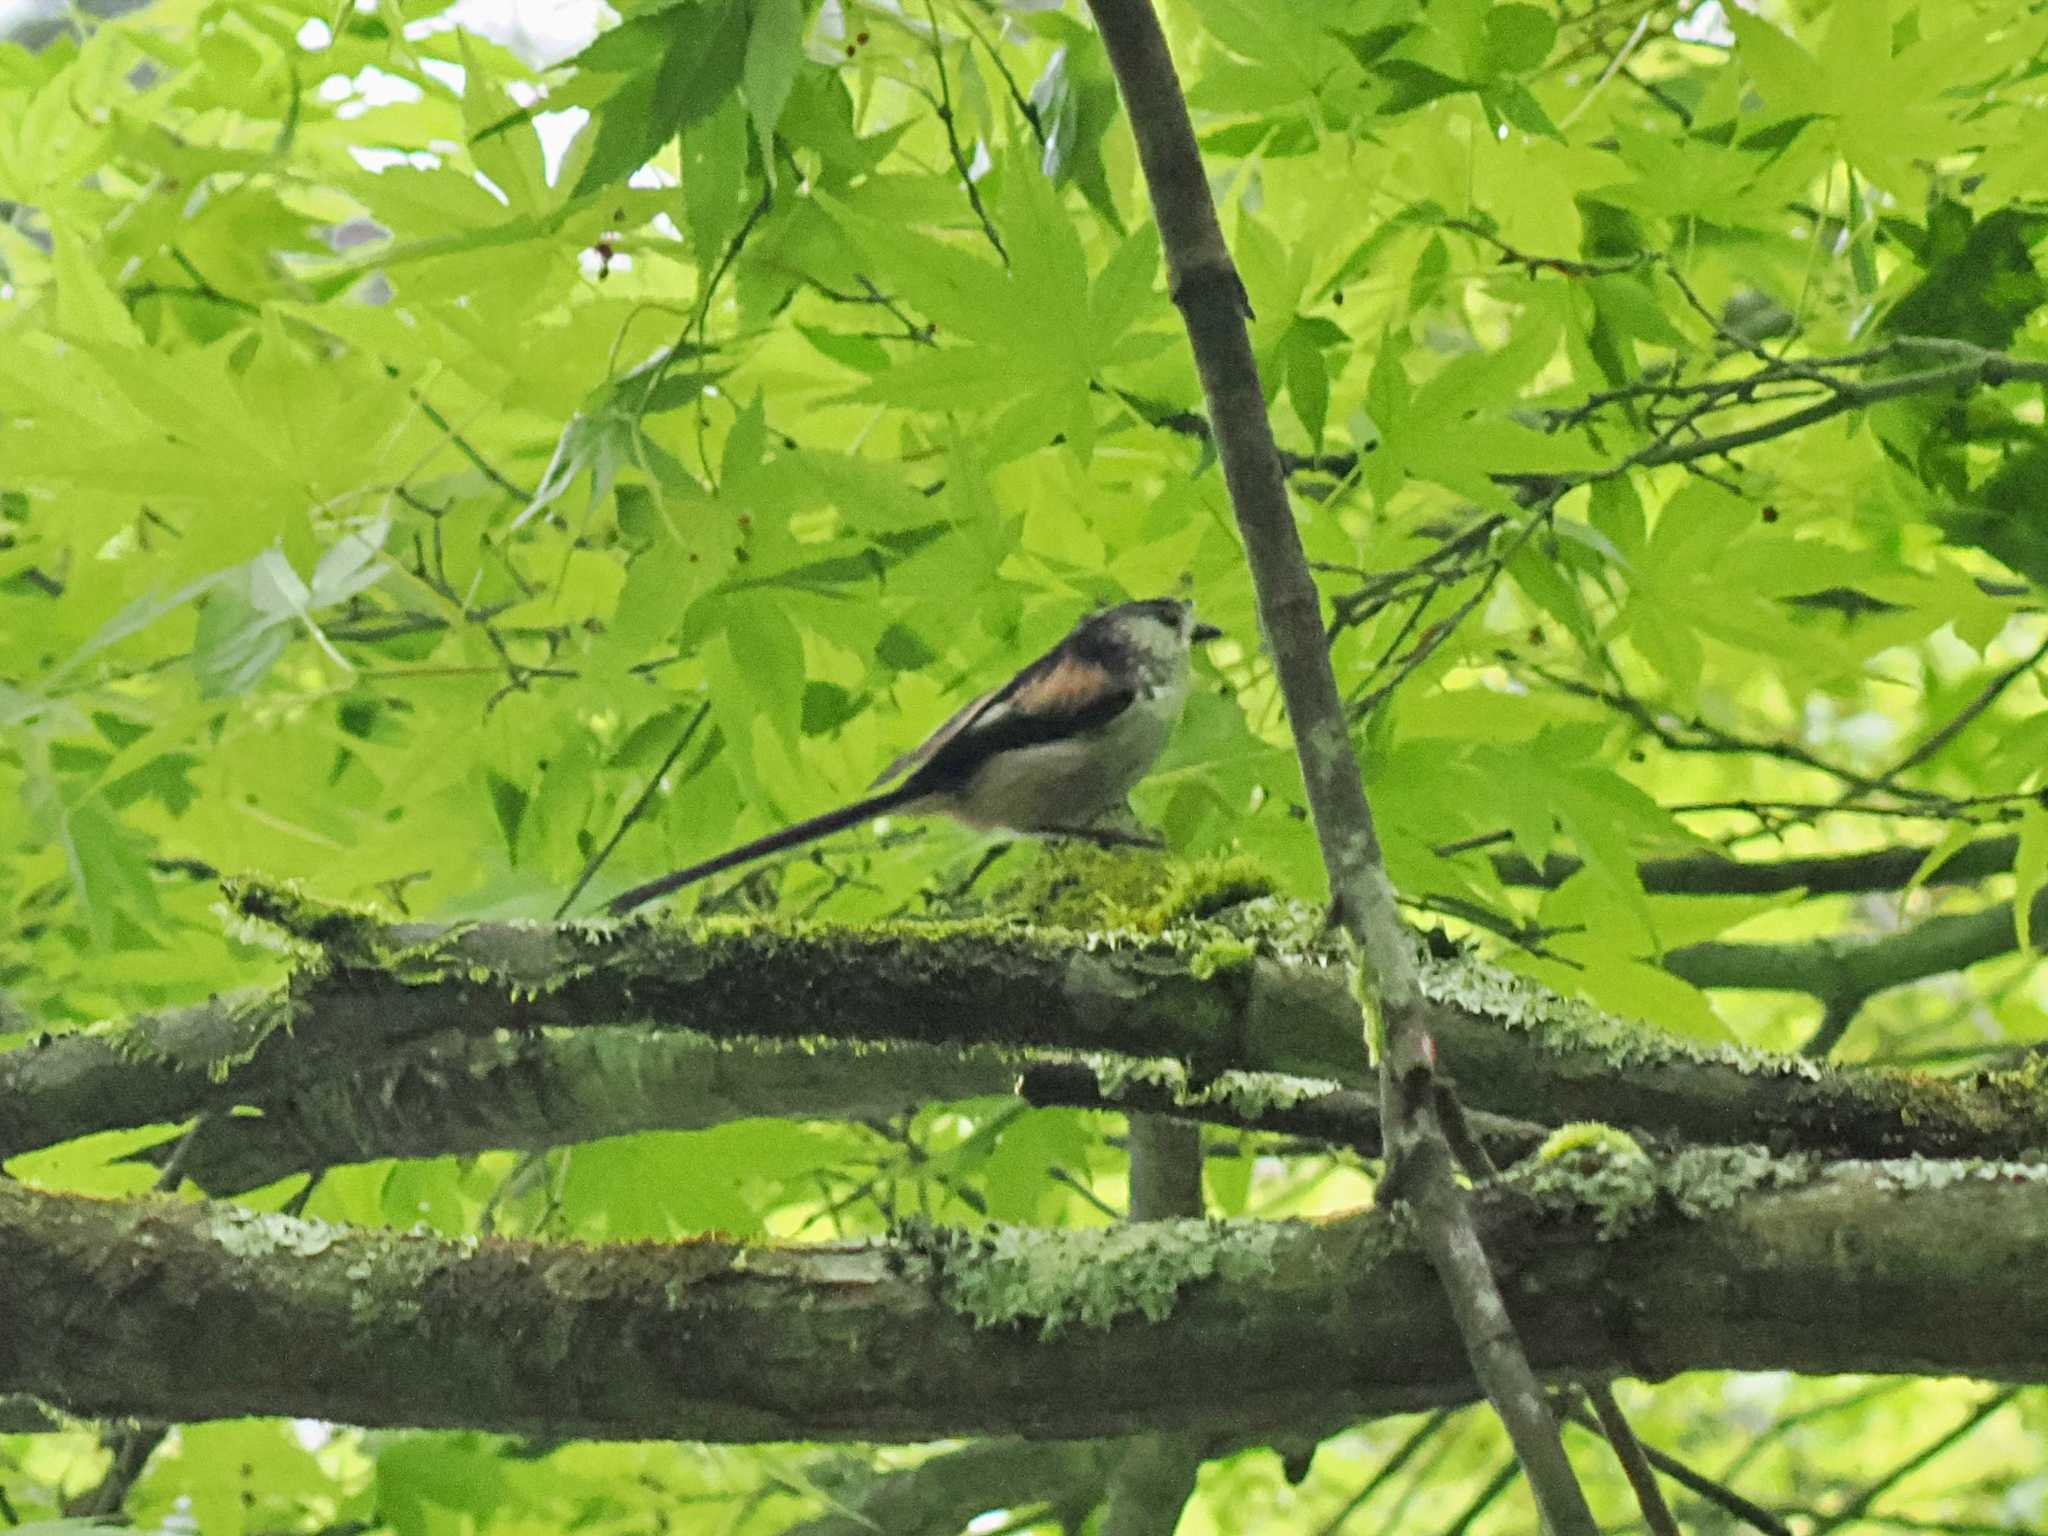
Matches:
[[8, 1157, 2044, 1442], [7, 919, 2045, 1190]]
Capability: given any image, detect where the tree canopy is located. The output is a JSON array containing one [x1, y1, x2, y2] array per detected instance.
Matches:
[[5, 0, 2048, 1530]]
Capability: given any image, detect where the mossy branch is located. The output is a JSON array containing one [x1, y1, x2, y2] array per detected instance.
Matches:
[[9, 914, 2048, 1185], [9, 1157, 2048, 1440]]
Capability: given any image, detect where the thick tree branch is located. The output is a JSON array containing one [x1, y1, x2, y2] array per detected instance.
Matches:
[[9, 1159, 2048, 1441], [159, 1029, 1545, 1199], [1666, 887, 2048, 1008], [10, 920, 2048, 1183]]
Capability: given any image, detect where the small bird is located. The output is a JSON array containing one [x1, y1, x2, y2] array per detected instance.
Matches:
[[605, 596, 1223, 914]]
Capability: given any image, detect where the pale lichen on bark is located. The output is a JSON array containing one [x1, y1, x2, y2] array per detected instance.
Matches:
[[922, 1216, 1290, 1337]]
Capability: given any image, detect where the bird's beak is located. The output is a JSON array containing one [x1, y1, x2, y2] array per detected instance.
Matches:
[[1192, 622, 1224, 642]]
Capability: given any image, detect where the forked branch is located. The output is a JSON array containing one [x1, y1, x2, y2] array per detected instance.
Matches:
[[1076, 2, 1596, 1529]]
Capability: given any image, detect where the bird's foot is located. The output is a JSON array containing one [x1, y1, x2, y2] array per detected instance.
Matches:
[[1044, 825, 1165, 851]]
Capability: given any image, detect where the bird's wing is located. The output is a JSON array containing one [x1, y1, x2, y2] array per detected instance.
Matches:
[[873, 648, 1135, 792], [870, 677, 1010, 789]]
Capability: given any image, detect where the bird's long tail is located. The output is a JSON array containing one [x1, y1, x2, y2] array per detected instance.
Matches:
[[603, 787, 920, 916]]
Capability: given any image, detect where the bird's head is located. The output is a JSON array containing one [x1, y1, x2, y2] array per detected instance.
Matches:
[[1084, 596, 1222, 654]]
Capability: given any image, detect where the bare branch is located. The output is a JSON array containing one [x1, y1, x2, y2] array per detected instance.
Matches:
[[1806, 1388, 2023, 1536], [1079, 1, 1593, 1526], [1019, 1060, 1551, 1167], [1666, 886, 2048, 1011], [1487, 835, 2021, 898], [1579, 1384, 1680, 1536], [1562, 1400, 1790, 1536], [1310, 1409, 1462, 1536]]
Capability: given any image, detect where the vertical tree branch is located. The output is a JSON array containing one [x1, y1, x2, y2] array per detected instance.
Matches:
[[1101, 1114, 1208, 1536], [1125, 1113, 1204, 1221], [64, 1424, 167, 1520], [1077, 3, 1595, 1531]]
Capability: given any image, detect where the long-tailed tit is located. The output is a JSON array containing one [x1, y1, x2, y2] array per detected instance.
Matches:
[[605, 597, 1223, 914]]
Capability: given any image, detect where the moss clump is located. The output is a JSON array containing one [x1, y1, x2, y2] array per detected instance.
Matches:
[[918, 1216, 1286, 1338], [95, 988, 298, 1082], [1661, 1145, 1818, 1216], [221, 876, 384, 962], [991, 846, 1278, 935], [1067, 1056, 1342, 1121], [1536, 1122, 1649, 1164], [1086, 1053, 1189, 1099], [1195, 1069, 1343, 1118], [1104, 856, 1280, 934], [1515, 1123, 1659, 1237], [992, 844, 1183, 930], [1514, 1140, 1822, 1236], [1189, 936, 1257, 981], [1416, 938, 1825, 1081]]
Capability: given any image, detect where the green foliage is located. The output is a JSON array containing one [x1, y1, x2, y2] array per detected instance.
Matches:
[[4, 0, 2048, 1529]]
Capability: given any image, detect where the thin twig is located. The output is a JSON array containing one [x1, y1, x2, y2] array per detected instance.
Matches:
[[1872, 630, 2048, 789], [1809, 1387, 2022, 1536], [1563, 1399, 1790, 1536], [1618, 63, 1692, 125], [1527, 661, 1941, 801], [410, 392, 534, 502], [65, 1425, 169, 1520], [1580, 1384, 1680, 1536], [921, 0, 1008, 264], [557, 701, 712, 919], [1350, 515, 1545, 718], [1615, 351, 2048, 477], [644, 177, 775, 477], [1720, 1382, 1912, 1481], [151, 1110, 213, 1193], [1047, 1164, 1122, 1220], [1311, 1409, 1461, 1536], [950, 1, 1046, 147], [1440, 1458, 1523, 1536]]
